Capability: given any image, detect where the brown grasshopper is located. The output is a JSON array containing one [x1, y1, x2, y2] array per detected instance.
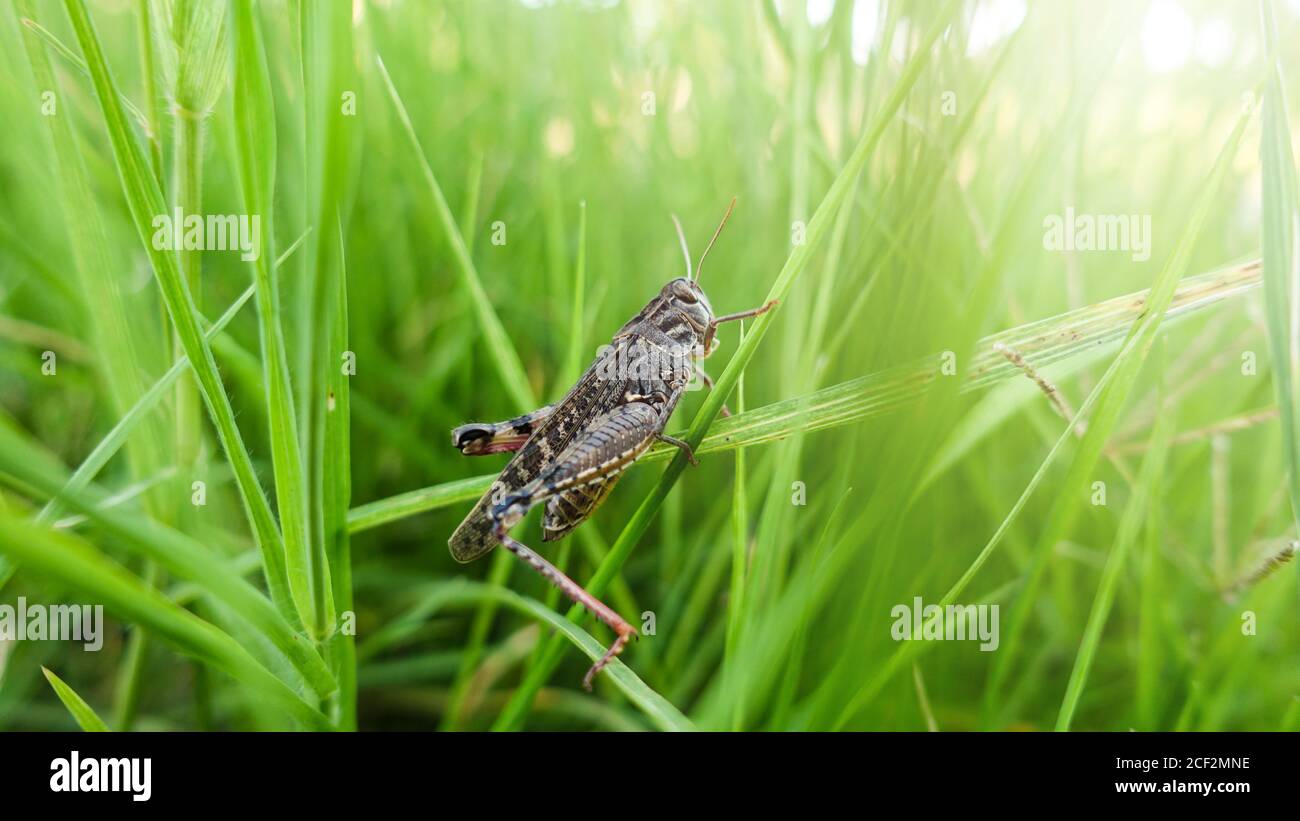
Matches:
[[448, 200, 774, 689]]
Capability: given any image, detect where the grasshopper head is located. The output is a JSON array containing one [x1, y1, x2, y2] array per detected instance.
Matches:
[[662, 276, 714, 333]]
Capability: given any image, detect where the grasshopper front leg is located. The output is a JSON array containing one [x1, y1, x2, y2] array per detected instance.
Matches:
[[701, 300, 777, 354], [490, 401, 664, 688]]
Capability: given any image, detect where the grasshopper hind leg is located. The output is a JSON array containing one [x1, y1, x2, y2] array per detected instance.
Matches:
[[487, 401, 664, 687], [451, 404, 555, 455], [491, 521, 636, 690]]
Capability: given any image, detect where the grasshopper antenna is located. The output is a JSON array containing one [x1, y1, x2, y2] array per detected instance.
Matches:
[[694, 196, 736, 284], [670, 214, 692, 280]]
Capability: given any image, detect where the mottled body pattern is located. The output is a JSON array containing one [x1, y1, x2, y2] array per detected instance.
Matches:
[[448, 204, 774, 688]]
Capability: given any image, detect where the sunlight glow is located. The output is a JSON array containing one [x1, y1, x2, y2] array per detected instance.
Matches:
[[1142, 0, 1194, 73], [807, 0, 835, 28], [966, 0, 1026, 57], [1194, 17, 1234, 68], [850, 0, 880, 65]]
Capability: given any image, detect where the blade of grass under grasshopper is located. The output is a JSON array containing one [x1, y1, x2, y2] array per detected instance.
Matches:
[[1055, 407, 1172, 731], [346, 259, 1262, 534], [230, 0, 317, 646], [832, 104, 1253, 730], [1259, 0, 1300, 539], [62, 0, 298, 628], [0, 513, 331, 729], [0, 423, 337, 699], [42, 667, 109, 732], [492, 0, 964, 731]]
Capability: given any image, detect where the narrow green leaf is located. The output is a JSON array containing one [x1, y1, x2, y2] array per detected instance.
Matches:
[[375, 55, 539, 414], [18, 16, 151, 132], [298, 0, 352, 639], [1259, 0, 1300, 535], [325, 219, 357, 729], [1056, 409, 1172, 730], [42, 668, 110, 732], [230, 0, 317, 639]]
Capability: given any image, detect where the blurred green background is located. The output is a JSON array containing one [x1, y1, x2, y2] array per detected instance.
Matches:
[[0, 0, 1297, 731]]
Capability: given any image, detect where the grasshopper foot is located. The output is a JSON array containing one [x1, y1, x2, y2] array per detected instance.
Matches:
[[582, 624, 637, 691], [657, 433, 698, 466]]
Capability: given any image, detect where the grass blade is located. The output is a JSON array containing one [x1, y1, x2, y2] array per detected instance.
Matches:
[[230, 0, 316, 638], [376, 54, 538, 414], [1055, 408, 1172, 730], [1259, 0, 1300, 537], [298, 0, 353, 640], [42, 667, 110, 732], [325, 219, 357, 728]]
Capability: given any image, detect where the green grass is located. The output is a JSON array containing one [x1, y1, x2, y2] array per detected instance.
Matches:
[[42, 666, 109, 731], [0, 0, 1297, 732]]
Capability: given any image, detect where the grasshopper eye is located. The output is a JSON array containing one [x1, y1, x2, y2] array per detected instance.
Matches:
[[672, 280, 698, 303]]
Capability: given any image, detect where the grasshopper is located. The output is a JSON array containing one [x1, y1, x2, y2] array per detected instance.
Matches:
[[448, 200, 774, 689]]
